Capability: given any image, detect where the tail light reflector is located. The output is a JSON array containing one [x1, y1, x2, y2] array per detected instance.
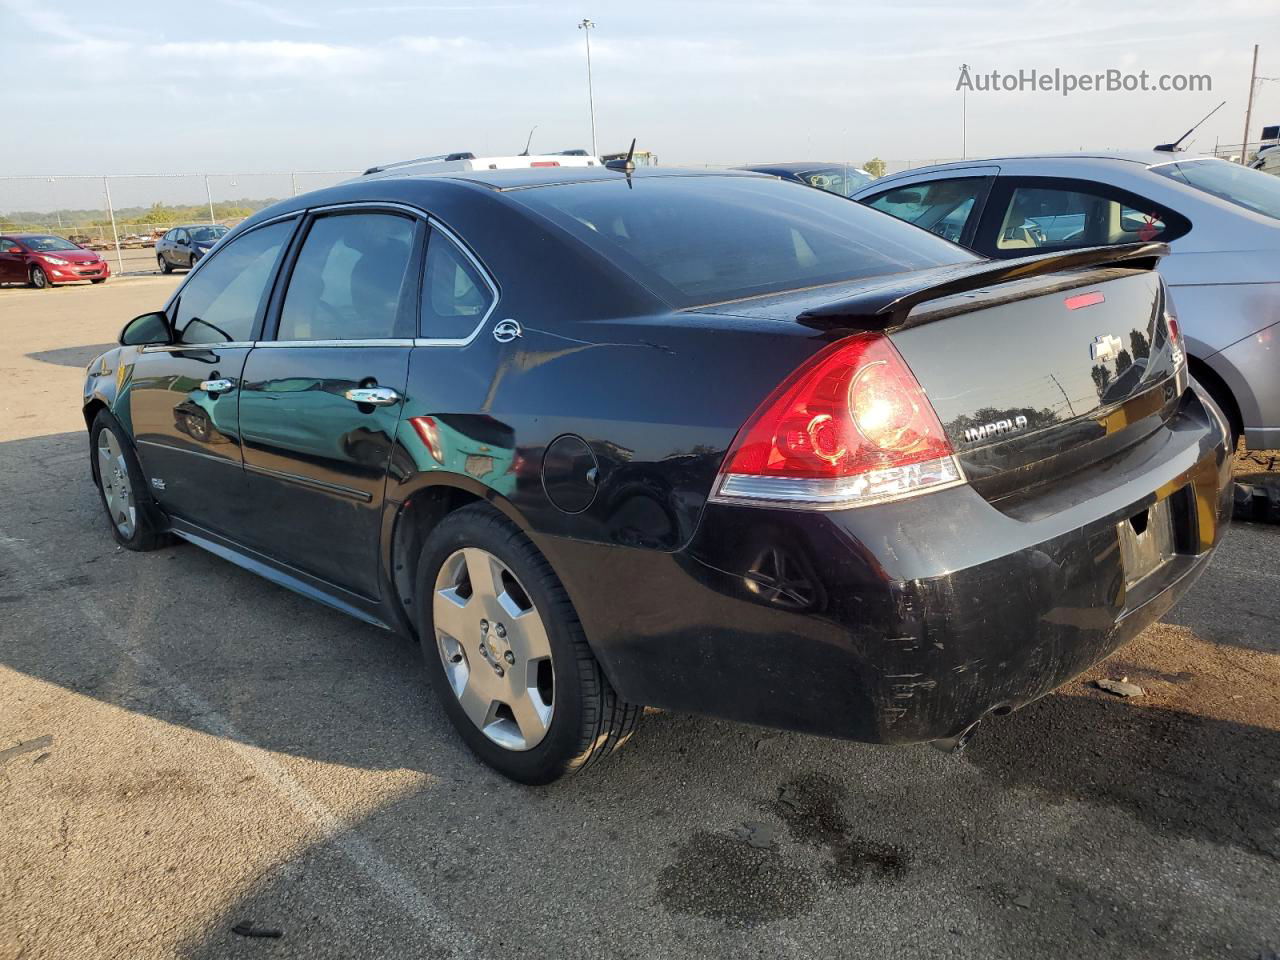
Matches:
[[1165, 310, 1185, 370], [711, 333, 965, 509], [529, 161, 561, 167], [409, 415, 444, 464]]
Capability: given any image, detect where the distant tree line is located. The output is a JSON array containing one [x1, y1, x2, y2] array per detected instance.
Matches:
[[0, 199, 277, 232]]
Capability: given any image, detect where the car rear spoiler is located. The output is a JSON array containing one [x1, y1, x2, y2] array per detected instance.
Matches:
[[797, 242, 1169, 332]]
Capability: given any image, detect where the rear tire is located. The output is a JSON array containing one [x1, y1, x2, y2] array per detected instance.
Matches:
[[158, 254, 172, 274], [414, 503, 641, 783], [29, 265, 49, 289], [89, 410, 173, 551]]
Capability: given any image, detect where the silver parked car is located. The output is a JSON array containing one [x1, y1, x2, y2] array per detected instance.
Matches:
[[852, 153, 1280, 449]]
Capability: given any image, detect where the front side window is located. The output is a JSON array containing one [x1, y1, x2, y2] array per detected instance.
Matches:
[[993, 182, 1182, 252], [1152, 158, 1280, 221], [513, 175, 974, 308], [864, 177, 988, 244], [173, 219, 294, 344], [277, 212, 417, 341], [420, 231, 495, 340]]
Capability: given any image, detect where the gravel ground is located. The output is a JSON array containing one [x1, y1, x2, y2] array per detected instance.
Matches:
[[1, 280, 1277, 960]]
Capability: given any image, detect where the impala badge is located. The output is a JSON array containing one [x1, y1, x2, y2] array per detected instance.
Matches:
[[963, 415, 1028, 444], [493, 319, 522, 343], [1090, 334, 1123, 362]]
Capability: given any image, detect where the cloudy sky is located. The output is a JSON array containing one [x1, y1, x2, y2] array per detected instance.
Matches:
[[1, 0, 1276, 183]]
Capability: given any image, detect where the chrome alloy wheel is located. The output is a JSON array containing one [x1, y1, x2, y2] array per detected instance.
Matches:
[[433, 547, 554, 751], [97, 429, 137, 538]]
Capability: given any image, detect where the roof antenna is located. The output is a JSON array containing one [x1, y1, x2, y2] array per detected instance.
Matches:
[[520, 125, 538, 157], [1155, 100, 1226, 152], [606, 138, 637, 173]]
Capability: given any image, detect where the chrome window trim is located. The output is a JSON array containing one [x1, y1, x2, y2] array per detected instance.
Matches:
[[414, 216, 500, 347], [140, 341, 255, 352], [254, 339, 415, 349]]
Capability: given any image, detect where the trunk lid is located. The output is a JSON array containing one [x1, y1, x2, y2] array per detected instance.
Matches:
[[889, 267, 1182, 500], [699, 245, 1183, 502]]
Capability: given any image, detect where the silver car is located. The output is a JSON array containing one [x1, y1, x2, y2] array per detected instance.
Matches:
[[852, 153, 1280, 449]]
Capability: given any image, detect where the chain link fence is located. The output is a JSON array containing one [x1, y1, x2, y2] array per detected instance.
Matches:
[[0, 171, 360, 277]]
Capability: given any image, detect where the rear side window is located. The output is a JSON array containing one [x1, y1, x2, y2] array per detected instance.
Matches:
[[173, 219, 293, 345], [863, 177, 989, 244], [420, 231, 495, 340], [277, 212, 418, 341], [511, 175, 974, 307], [990, 181, 1188, 253]]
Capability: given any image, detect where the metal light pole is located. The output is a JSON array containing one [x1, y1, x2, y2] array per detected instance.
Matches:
[[204, 174, 216, 224], [103, 177, 124, 276], [578, 19, 598, 157]]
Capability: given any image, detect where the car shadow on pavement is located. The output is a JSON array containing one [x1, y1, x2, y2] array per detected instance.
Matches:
[[2, 431, 1279, 957], [25, 343, 118, 369]]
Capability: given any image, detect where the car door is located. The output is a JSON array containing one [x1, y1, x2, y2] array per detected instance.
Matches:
[[124, 217, 298, 537], [858, 171, 998, 247], [970, 177, 1191, 259], [173, 229, 193, 266], [236, 206, 422, 598], [0, 237, 23, 284]]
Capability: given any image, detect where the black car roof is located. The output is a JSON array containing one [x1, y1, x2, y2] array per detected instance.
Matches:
[[385, 166, 767, 191], [738, 162, 854, 175]]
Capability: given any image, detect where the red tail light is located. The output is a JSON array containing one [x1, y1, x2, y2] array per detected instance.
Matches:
[[529, 161, 561, 167], [712, 334, 964, 509]]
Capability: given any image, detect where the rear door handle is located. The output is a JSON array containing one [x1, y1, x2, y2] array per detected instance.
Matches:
[[200, 378, 235, 393], [344, 386, 401, 406]]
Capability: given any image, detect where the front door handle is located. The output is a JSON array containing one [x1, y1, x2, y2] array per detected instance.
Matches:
[[344, 386, 401, 406], [200, 378, 235, 394]]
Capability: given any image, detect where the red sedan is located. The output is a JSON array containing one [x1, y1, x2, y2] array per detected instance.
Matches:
[[0, 234, 111, 288]]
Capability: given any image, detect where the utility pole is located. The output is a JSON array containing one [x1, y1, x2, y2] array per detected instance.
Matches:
[[578, 19, 598, 157], [961, 68, 968, 160], [1241, 44, 1259, 164]]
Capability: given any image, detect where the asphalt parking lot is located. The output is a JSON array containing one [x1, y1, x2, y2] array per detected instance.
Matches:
[[1, 279, 1278, 960]]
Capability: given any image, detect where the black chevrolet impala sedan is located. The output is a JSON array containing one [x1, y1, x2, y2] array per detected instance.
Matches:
[[82, 166, 1232, 783]]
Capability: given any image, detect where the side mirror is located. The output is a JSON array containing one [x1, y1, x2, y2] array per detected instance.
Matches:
[[5, 246, 21, 254], [120, 311, 172, 347]]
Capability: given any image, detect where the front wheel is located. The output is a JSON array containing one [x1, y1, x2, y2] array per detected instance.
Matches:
[[415, 504, 642, 783], [90, 278, 106, 285], [29, 265, 49, 289], [90, 411, 172, 551]]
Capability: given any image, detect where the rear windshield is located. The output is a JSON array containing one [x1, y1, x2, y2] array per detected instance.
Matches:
[[510, 175, 975, 307], [189, 225, 229, 243], [1152, 158, 1280, 221]]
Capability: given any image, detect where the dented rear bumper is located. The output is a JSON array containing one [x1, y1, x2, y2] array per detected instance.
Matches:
[[546, 383, 1232, 744]]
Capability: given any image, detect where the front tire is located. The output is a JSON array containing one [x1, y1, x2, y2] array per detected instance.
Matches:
[[29, 265, 49, 289], [414, 503, 641, 783], [90, 278, 106, 285], [90, 411, 172, 551]]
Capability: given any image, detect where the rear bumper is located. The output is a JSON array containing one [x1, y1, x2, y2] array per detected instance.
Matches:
[[543, 383, 1232, 744]]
